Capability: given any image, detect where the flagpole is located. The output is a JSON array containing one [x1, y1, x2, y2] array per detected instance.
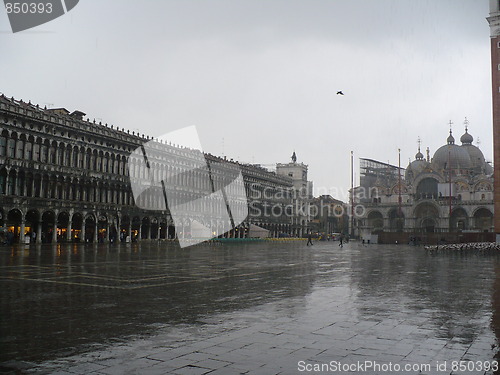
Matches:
[[398, 148, 402, 225], [350, 150, 354, 238]]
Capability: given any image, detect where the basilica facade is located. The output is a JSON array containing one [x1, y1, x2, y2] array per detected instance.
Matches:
[[354, 124, 494, 242], [0, 95, 310, 244]]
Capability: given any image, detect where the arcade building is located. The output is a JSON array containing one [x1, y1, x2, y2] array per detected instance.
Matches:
[[0, 95, 312, 244]]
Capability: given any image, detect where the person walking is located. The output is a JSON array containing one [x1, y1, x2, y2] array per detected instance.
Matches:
[[339, 234, 344, 248], [306, 232, 313, 246]]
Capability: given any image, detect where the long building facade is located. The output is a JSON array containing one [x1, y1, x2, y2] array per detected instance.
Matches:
[[0, 95, 310, 244]]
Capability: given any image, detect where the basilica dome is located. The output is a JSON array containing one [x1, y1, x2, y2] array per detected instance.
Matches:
[[459, 128, 490, 173], [431, 131, 472, 171], [405, 148, 429, 181], [460, 129, 473, 144]]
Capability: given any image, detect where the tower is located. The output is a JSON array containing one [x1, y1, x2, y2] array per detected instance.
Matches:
[[487, 1, 500, 235]]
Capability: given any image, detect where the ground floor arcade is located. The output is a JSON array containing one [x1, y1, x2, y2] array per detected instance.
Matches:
[[0, 208, 294, 244]]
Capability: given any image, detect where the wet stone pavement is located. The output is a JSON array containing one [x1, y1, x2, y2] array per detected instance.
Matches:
[[1, 240, 500, 374]]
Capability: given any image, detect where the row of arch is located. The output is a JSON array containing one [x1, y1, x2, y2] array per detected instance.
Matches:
[[371, 176, 493, 202], [0, 167, 286, 218], [0, 130, 129, 175], [0, 168, 133, 205], [1, 128, 296, 201], [0, 208, 294, 244], [365, 204, 493, 233], [0, 134, 296, 216], [414, 177, 492, 201]]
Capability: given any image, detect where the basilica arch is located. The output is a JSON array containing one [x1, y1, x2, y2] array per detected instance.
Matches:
[[367, 210, 384, 233], [414, 202, 439, 233], [388, 208, 404, 232], [415, 177, 439, 200], [472, 207, 493, 232], [450, 207, 468, 232]]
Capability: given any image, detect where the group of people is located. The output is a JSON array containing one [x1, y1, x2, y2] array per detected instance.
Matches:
[[306, 233, 347, 247], [0, 230, 15, 245]]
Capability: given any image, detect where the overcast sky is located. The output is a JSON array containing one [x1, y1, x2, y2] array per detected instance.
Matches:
[[0, 0, 493, 201]]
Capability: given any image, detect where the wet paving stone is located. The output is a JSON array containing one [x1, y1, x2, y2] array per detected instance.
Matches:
[[1, 241, 500, 374]]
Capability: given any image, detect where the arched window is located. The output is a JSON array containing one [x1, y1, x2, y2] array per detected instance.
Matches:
[[7, 139, 15, 158], [24, 141, 32, 161], [0, 135, 6, 156], [65, 183, 71, 200], [57, 147, 64, 165], [40, 144, 47, 163], [416, 178, 438, 200], [16, 173, 24, 196], [16, 139, 24, 159], [86, 151, 91, 170], [0, 170, 6, 194], [79, 149, 84, 168], [49, 146, 56, 164], [25, 174, 33, 197], [72, 148, 78, 168], [33, 143, 40, 161], [57, 182, 63, 199], [34, 175, 41, 197], [6, 172, 15, 195], [65, 148, 71, 167]]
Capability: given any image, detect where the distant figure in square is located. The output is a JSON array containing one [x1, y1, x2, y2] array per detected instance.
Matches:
[[339, 234, 344, 248], [306, 232, 313, 246]]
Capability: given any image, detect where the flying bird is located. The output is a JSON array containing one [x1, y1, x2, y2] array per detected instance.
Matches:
[[336, 91, 344, 95]]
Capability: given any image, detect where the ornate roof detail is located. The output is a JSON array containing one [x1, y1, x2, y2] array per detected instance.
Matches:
[[460, 118, 473, 145], [447, 129, 455, 145]]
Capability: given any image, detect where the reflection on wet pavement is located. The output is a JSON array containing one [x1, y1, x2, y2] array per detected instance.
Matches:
[[1, 241, 499, 374]]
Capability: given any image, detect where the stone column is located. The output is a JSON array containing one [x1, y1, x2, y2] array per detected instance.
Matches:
[[19, 220, 25, 244], [52, 222, 57, 243], [67, 221, 72, 242], [40, 180, 45, 198], [138, 225, 142, 241], [94, 224, 98, 243], [105, 224, 110, 243], [157, 225, 160, 240], [36, 223, 42, 244], [80, 220, 85, 242]]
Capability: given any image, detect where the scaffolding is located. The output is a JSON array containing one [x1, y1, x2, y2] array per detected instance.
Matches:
[[359, 158, 405, 190]]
